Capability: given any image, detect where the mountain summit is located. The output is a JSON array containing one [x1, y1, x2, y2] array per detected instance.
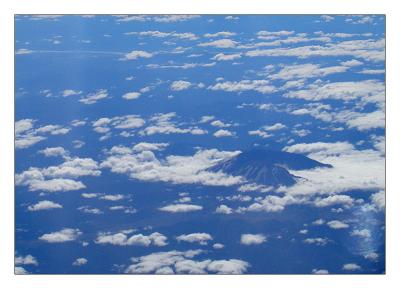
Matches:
[[211, 149, 332, 187]]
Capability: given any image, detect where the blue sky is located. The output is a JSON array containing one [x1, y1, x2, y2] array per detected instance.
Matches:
[[15, 14, 385, 274]]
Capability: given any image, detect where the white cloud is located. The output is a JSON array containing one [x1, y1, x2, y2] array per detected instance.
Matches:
[[28, 179, 86, 192], [72, 257, 88, 266], [199, 115, 215, 123], [15, 119, 71, 149], [342, 263, 361, 271], [139, 112, 206, 136], [269, 64, 348, 80], [39, 228, 82, 243], [303, 237, 329, 246], [133, 142, 169, 152], [212, 53, 241, 61], [248, 129, 272, 139], [209, 80, 276, 94], [39, 147, 68, 157], [122, 50, 153, 60], [15, 48, 33, 55], [326, 220, 349, 229], [198, 39, 237, 48], [170, 80, 192, 91], [159, 204, 203, 213], [213, 129, 235, 138], [246, 38, 385, 62], [79, 89, 108, 104], [313, 195, 355, 208], [15, 255, 38, 266], [240, 195, 304, 213], [282, 142, 384, 196], [100, 194, 125, 201], [101, 147, 243, 187], [213, 243, 225, 249], [15, 267, 30, 274], [81, 193, 99, 198], [15, 135, 46, 149], [28, 200, 63, 211], [240, 234, 267, 245], [312, 269, 329, 274], [350, 229, 371, 239], [122, 92, 141, 100], [359, 69, 385, 74], [204, 31, 236, 38], [16, 156, 100, 192], [126, 31, 197, 40], [61, 89, 82, 97], [95, 231, 167, 247], [370, 190, 385, 211], [263, 123, 286, 131], [78, 206, 103, 214], [210, 120, 231, 128], [215, 204, 233, 214], [124, 250, 249, 274], [176, 233, 213, 245], [341, 59, 363, 67], [284, 80, 384, 104]]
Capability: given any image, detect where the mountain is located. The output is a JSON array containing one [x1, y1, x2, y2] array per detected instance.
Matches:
[[210, 149, 332, 187]]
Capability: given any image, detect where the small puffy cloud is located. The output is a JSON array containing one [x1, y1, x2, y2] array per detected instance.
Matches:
[[284, 80, 384, 104], [79, 89, 108, 104], [213, 129, 235, 138], [213, 243, 225, 249], [269, 64, 348, 80], [15, 254, 38, 266], [124, 250, 249, 274], [100, 194, 125, 201], [364, 252, 379, 261], [15, 48, 33, 55], [303, 237, 329, 246], [209, 80, 276, 94], [61, 89, 82, 97], [95, 231, 167, 247], [204, 31, 236, 38], [39, 147, 68, 157], [314, 195, 354, 208], [28, 179, 86, 192], [350, 229, 371, 239], [198, 39, 237, 48], [240, 234, 267, 245], [263, 123, 286, 131], [327, 220, 349, 229], [212, 53, 241, 61], [15, 267, 30, 274], [78, 206, 103, 214], [133, 142, 169, 152], [176, 233, 213, 245], [341, 59, 363, 67], [215, 204, 233, 214], [122, 92, 141, 100], [312, 269, 329, 274], [72, 258, 88, 266], [122, 50, 153, 60], [28, 200, 63, 211], [199, 115, 215, 123], [370, 190, 385, 211], [342, 263, 361, 271], [210, 120, 231, 128], [159, 204, 203, 213], [39, 228, 82, 243], [170, 80, 192, 91]]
